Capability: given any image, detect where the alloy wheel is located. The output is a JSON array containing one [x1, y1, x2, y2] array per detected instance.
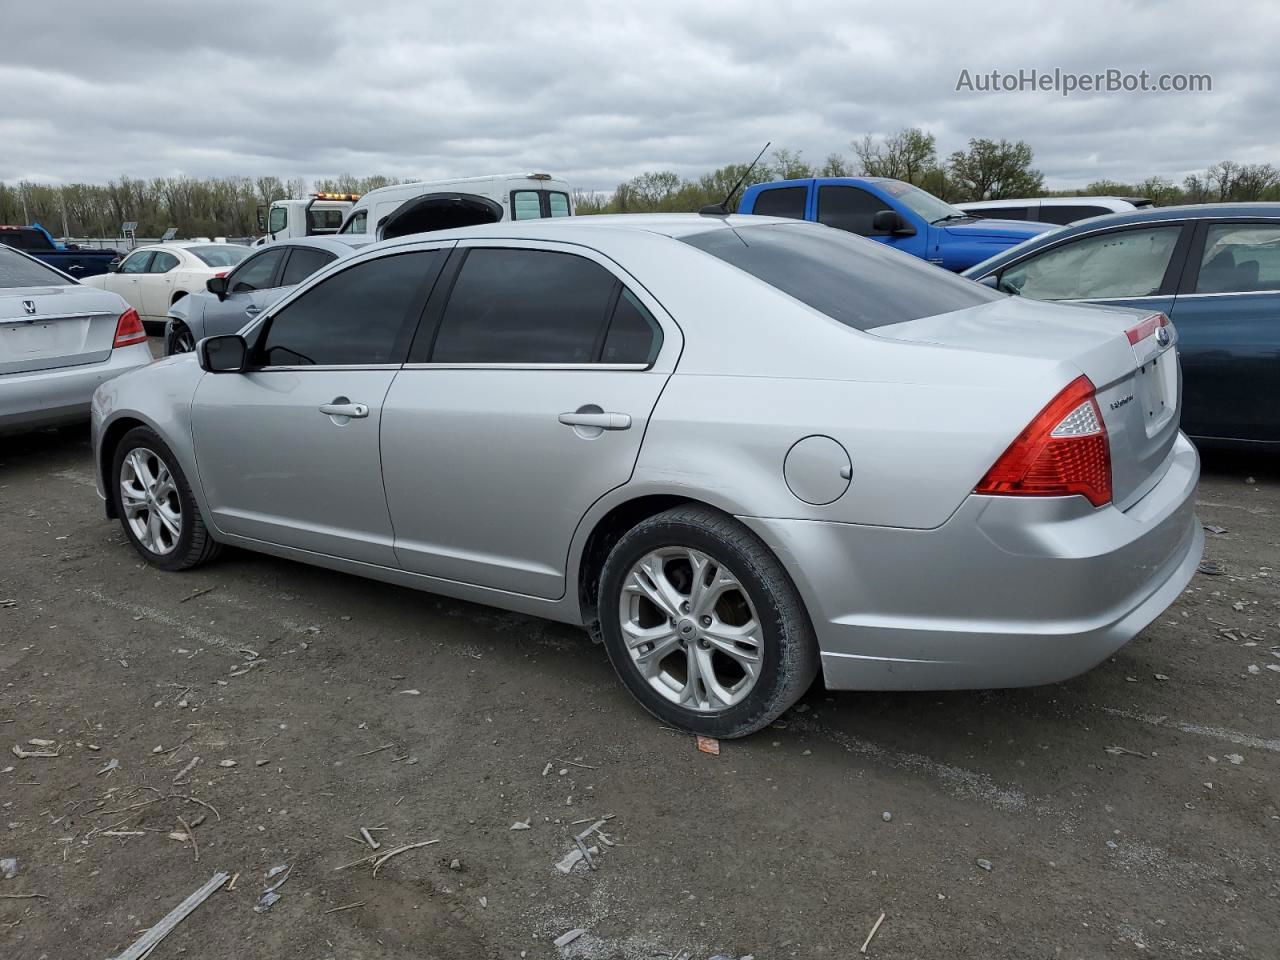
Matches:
[[618, 547, 763, 712], [119, 447, 183, 555]]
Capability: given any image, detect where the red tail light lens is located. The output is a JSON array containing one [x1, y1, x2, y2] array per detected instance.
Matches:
[[975, 376, 1112, 507], [1125, 312, 1169, 345], [113, 307, 147, 348]]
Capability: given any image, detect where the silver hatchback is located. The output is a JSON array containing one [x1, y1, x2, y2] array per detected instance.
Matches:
[[91, 215, 1202, 737]]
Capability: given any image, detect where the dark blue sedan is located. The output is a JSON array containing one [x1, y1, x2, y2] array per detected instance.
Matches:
[[963, 204, 1280, 447]]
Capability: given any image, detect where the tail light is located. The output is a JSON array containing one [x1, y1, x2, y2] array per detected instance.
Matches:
[[1125, 312, 1169, 345], [975, 376, 1112, 507], [113, 307, 147, 348]]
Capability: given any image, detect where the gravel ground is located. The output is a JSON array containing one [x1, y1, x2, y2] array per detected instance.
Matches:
[[1, 412, 1276, 959]]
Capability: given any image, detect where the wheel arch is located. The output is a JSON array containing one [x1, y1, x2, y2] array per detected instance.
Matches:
[[574, 492, 737, 635], [98, 415, 151, 519]]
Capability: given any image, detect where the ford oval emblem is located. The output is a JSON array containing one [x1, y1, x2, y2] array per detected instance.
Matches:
[[1156, 326, 1172, 347]]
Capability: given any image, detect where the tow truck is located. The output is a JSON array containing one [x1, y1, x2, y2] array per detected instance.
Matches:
[[253, 193, 361, 246]]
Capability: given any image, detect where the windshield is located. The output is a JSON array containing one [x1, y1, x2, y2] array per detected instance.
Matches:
[[878, 181, 970, 224], [188, 245, 251, 267], [0, 246, 73, 287], [682, 223, 1001, 330]]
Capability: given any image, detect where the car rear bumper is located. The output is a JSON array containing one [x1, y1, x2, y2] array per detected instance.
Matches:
[[741, 431, 1202, 690], [0, 344, 152, 433]]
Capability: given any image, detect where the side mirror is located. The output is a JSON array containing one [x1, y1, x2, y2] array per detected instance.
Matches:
[[106, 260, 120, 273], [205, 275, 229, 301], [256, 211, 267, 232], [198, 334, 248, 373], [872, 209, 916, 236]]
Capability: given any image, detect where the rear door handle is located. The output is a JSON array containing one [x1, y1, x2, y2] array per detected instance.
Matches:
[[558, 411, 631, 430], [319, 401, 369, 419], [245, 305, 261, 317]]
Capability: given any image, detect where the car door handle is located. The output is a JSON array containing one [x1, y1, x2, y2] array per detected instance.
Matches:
[[67, 264, 83, 272], [319, 401, 369, 418], [245, 305, 261, 317], [558, 411, 631, 430]]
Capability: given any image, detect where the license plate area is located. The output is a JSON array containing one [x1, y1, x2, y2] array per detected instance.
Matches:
[[1134, 346, 1177, 436]]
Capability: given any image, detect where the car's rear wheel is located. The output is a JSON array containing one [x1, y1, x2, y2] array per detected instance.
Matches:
[[111, 426, 220, 571], [598, 505, 818, 737]]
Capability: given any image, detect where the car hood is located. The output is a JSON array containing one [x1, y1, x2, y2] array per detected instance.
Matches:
[[941, 218, 1056, 242]]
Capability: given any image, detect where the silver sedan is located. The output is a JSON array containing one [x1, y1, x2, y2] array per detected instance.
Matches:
[[90, 215, 1203, 737], [1, 245, 152, 434]]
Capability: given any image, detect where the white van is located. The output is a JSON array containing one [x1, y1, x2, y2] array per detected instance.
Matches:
[[337, 173, 574, 241], [956, 196, 1154, 226]]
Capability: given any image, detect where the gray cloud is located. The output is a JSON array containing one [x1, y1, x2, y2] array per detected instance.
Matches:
[[2, 0, 1273, 189]]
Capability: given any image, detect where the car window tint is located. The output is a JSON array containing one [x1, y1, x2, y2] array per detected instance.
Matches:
[[1195, 223, 1280, 293], [0, 247, 73, 287], [119, 251, 153, 274], [150, 251, 180, 273], [999, 226, 1181, 300], [512, 191, 542, 220], [1043, 205, 1111, 225], [969, 207, 1028, 220], [682, 223, 1001, 331], [751, 186, 806, 219], [258, 251, 439, 366], [817, 185, 893, 236], [548, 192, 571, 217], [601, 288, 662, 364], [229, 248, 286, 293], [339, 210, 367, 234], [431, 249, 616, 364], [280, 247, 337, 286]]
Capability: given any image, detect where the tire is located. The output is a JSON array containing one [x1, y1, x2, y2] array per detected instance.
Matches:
[[168, 322, 196, 355], [110, 426, 221, 571], [598, 504, 818, 738]]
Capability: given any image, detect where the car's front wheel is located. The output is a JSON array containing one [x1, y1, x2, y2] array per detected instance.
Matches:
[[168, 322, 196, 355], [111, 426, 220, 571], [598, 505, 818, 738]]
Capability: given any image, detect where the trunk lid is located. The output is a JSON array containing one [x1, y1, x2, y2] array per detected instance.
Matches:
[[871, 296, 1181, 509], [0, 286, 121, 375]]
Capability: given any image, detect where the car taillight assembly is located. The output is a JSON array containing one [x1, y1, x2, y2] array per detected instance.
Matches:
[[1125, 312, 1169, 345], [975, 375, 1112, 507], [113, 307, 147, 348]]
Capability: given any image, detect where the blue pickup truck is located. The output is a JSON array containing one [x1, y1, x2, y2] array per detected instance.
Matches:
[[739, 177, 1054, 271], [0, 224, 120, 278]]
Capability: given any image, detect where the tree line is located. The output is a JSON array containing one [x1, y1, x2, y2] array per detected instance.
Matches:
[[4, 129, 1279, 237]]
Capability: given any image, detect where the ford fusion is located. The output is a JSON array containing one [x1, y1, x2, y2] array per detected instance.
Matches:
[[90, 215, 1203, 737]]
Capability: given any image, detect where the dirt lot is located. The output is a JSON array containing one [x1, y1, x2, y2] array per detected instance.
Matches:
[[1, 406, 1277, 959]]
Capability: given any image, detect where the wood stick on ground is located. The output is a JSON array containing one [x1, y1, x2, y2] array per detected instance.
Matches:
[[333, 853, 378, 872], [226, 872, 239, 892], [371, 840, 439, 878], [177, 815, 198, 863], [0, 893, 48, 900], [359, 827, 381, 850], [322, 901, 366, 915], [107, 872, 229, 960], [179, 586, 217, 603], [860, 911, 886, 954], [353, 743, 395, 758]]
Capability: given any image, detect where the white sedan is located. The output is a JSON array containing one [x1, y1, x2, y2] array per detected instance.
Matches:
[[81, 242, 251, 333]]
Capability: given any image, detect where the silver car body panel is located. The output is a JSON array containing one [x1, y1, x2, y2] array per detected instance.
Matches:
[[91, 215, 1202, 690], [2, 258, 151, 431]]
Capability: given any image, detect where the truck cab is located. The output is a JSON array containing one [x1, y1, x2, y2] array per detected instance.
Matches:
[[254, 193, 360, 246], [336, 173, 573, 242], [0, 224, 120, 278], [739, 177, 1054, 271]]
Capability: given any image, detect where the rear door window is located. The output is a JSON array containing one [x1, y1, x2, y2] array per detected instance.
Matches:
[[512, 191, 543, 220], [280, 247, 337, 286], [1040, 205, 1112, 225], [1194, 223, 1280, 293], [601, 288, 662, 364], [999, 225, 1182, 300], [149, 251, 180, 273], [751, 186, 806, 219], [257, 251, 442, 367], [547, 192, 571, 217], [429, 248, 618, 364], [817, 185, 894, 236]]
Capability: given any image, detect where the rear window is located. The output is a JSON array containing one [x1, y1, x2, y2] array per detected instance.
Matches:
[[0, 247, 73, 288], [188, 245, 251, 267], [0, 229, 51, 251], [681, 223, 1001, 330]]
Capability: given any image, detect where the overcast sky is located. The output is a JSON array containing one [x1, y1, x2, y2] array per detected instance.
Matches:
[[3, 0, 1275, 191]]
